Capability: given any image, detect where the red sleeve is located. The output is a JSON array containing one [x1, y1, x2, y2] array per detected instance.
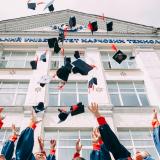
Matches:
[[0, 120, 3, 129], [92, 139, 104, 151], [152, 119, 160, 128], [50, 149, 56, 155], [73, 152, 80, 158], [9, 135, 18, 142], [97, 116, 107, 126], [29, 122, 37, 130]]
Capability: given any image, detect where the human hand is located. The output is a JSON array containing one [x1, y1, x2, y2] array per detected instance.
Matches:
[[75, 139, 82, 153], [50, 139, 56, 150], [88, 102, 101, 118]]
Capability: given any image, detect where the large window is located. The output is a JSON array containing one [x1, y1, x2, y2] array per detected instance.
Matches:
[[48, 82, 88, 106], [107, 81, 150, 106], [0, 81, 29, 106], [118, 129, 159, 159], [101, 51, 136, 69], [44, 129, 92, 160], [50, 51, 85, 70], [0, 50, 35, 68]]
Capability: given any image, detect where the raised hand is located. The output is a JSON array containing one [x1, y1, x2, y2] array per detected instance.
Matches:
[[75, 139, 82, 153], [88, 102, 101, 118], [38, 136, 45, 152], [50, 139, 56, 150], [92, 128, 101, 144]]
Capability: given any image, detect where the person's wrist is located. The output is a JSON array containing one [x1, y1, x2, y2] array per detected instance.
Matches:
[[94, 112, 101, 118]]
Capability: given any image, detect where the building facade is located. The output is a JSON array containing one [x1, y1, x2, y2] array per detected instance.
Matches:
[[0, 9, 160, 159]]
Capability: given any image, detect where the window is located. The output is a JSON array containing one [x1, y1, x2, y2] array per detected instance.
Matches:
[[50, 51, 85, 70], [107, 81, 150, 106], [118, 129, 160, 159], [48, 82, 88, 106], [44, 129, 92, 160], [101, 51, 137, 69], [0, 51, 35, 68], [0, 81, 29, 106]]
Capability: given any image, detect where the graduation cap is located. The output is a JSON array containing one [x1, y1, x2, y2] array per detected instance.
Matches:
[[58, 109, 70, 123], [30, 60, 37, 70], [32, 102, 45, 113], [47, 38, 61, 53], [64, 56, 71, 65], [74, 51, 80, 59], [70, 102, 85, 116], [44, 0, 55, 12], [56, 62, 73, 82], [88, 77, 97, 88], [72, 59, 93, 75], [112, 50, 127, 64], [106, 21, 113, 31], [28, 3, 36, 10], [88, 21, 98, 34], [40, 53, 46, 62], [38, 75, 52, 87], [69, 16, 76, 28]]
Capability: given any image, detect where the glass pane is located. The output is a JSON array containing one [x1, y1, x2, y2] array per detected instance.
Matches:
[[15, 94, 26, 105], [62, 82, 76, 92], [118, 130, 130, 139], [60, 93, 77, 106], [51, 61, 59, 69], [103, 61, 111, 69], [59, 131, 78, 139], [109, 94, 121, 106], [120, 140, 132, 146], [59, 140, 76, 146], [0, 93, 14, 105], [6, 61, 15, 68], [121, 94, 139, 106], [128, 61, 136, 69], [134, 82, 145, 89], [13, 61, 25, 68], [0, 131, 5, 140], [134, 140, 154, 146], [80, 131, 91, 139], [139, 94, 150, 106], [3, 51, 11, 58], [49, 94, 58, 106], [0, 60, 7, 68], [118, 82, 134, 89], [25, 61, 32, 68], [49, 83, 59, 92], [58, 148, 74, 160], [107, 82, 118, 92], [45, 131, 58, 140], [78, 82, 88, 92], [18, 82, 29, 88], [79, 94, 88, 105], [11, 51, 26, 58], [81, 140, 92, 146], [82, 149, 92, 160], [131, 131, 151, 139]]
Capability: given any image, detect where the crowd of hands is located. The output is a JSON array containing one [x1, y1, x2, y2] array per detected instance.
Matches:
[[0, 103, 157, 160]]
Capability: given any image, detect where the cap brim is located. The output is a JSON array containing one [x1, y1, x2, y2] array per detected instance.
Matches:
[[44, 0, 55, 10]]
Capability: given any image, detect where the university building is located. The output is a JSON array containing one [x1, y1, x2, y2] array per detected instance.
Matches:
[[0, 9, 160, 159]]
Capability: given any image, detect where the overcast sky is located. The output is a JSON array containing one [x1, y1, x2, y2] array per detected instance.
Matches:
[[0, 0, 160, 27]]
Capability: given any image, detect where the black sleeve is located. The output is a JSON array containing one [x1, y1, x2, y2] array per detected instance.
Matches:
[[153, 126, 160, 155], [47, 154, 56, 160], [99, 124, 131, 159], [1, 140, 14, 160]]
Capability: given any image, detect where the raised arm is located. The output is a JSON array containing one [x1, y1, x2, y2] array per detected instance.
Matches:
[[47, 139, 56, 160], [73, 139, 82, 159], [0, 108, 4, 129]]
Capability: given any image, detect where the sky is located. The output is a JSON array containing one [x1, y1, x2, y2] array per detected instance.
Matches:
[[0, 0, 160, 27]]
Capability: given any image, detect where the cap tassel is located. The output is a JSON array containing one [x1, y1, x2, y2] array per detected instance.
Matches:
[[111, 44, 118, 52], [37, 1, 45, 5], [35, 55, 39, 63]]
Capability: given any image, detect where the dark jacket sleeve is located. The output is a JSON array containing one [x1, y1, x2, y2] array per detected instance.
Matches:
[[153, 126, 160, 155], [15, 127, 34, 160], [97, 117, 131, 159], [1, 140, 15, 160]]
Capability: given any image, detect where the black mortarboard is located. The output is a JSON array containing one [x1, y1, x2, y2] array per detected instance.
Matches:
[[40, 53, 46, 62], [74, 51, 80, 59], [88, 77, 97, 88], [106, 22, 113, 31], [30, 61, 37, 70], [32, 102, 45, 113], [69, 16, 76, 28], [64, 56, 71, 65], [44, 0, 55, 12], [112, 50, 127, 64], [92, 21, 98, 32], [47, 38, 61, 53], [72, 59, 93, 75], [70, 102, 85, 116], [38, 75, 51, 87], [1, 140, 14, 160], [28, 3, 36, 10], [58, 109, 70, 122], [16, 128, 34, 160], [56, 63, 73, 82]]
